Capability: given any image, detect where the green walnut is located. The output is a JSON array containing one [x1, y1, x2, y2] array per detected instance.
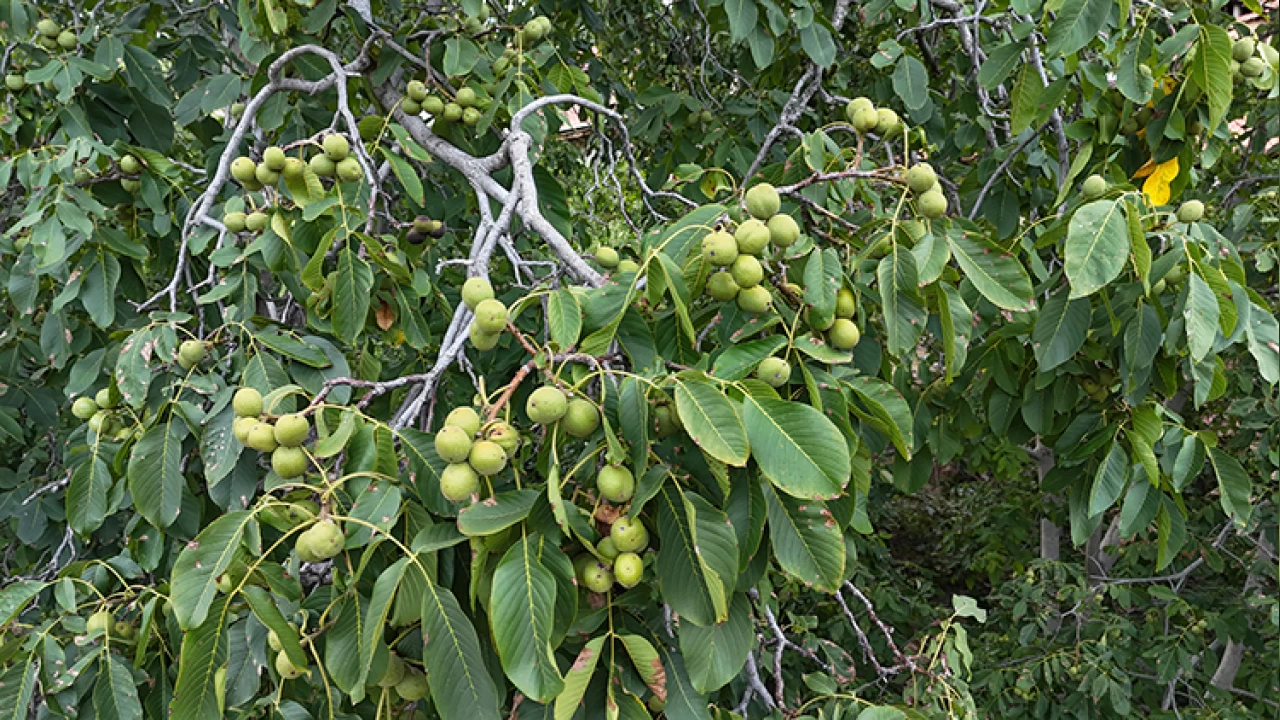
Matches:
[[245, 422, 279, 453], [597, 465, 635, 503], [72, 395, 100, 420], [445, 406, 482, 437], [119, 155, 141, 174], [906, 163, 938, 193], [272, 447, 307, 478], [177, 340, 206, 370], [37, 19, 60, 37], [1176, 200, 1204, 223], [594, 246, 620, 268], [5, 74, 26, 91], [335, 157, 362, 182], [309, 154, 335, 177], [233, 417, 257, 444], [443, 103, 464, 122], [610, 517, 649, 552], [579, 560, 614, 593], [297, 519, 345, 561], [86, 610, 113, 636], [730, 255, 764, 288], [435, 425, 474, 464], [456, 87, 477, 108], [562, 399, 600, 437], [276, 650, 307, 680], [245, 212, 269, 233], [233, 388, 263, 417], [617, 259, 639, 274], [706, 271, 740, 301], [701, 231, 738, 266], [852, 107, 880, 133], [224, 212, 247, 232], [396, 670, 429, 701], [736, 285, 772, 314], [322, 134, 350, 161], [422, 96, 445, 115], [734, 219, 771, 255], [468, 440, 507, 475], [407, 80, 429, 102], [875, 107, 903, 137], [1232, 37, 1256, 63], [274, 414, 309, 447], [830, 319, 861, 350], [440, 462, 479, 501], [461, 277, 494, 309], [469, 324, 501, 351], [486, 421, 520, 456], [744, 183, 781, 220], [845, 97, 873, 123], [835, 288, 856, 318], [767, 213, 800, 248], [755, 356, 791, 387], [918, 189, 947, 219], [57, 30, 77, 50], [1082, 174, 1107, 199], [231, 157, 257, 184], [473, 299, 508, 333], [614, 552, 643, 588], [526, 386, 568, 425]]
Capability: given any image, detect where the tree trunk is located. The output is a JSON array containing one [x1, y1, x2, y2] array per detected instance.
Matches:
[[1208, 531, 1275, 693], [1029, 442, 1059, 560]]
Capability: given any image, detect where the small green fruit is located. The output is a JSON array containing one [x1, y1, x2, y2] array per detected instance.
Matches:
[[177, 340, 206, 370], [113, 621, 134, 639], [121, 178, 141, 193], [1232, 37, 1256, 63], [526, 386, 568, 425], [598, 465, 634, 503], [119, 155, 141, 174], [230, 102, 245, 117], [701, 231, 738, 266], [245, 212, 269, 232], [37, 19, 60, 37], [486, 422, 520, 457], [594, 246, 620, 268], [86, 610, 113, 636], [744, 183, 781, 220], [224, 212, 247, 232], [396, 671, 428, 701], [906, 163, 937, 193], [562, 399, 600, 437], [422, 96, 445, 115], [1082, 174, 1107, 198], [468, 440, 507, 475], [445, 407, 482, 436], [1241, 57, 1265, 77], [461, 277, 494, 309], [835, 288, 856, 318], [441, 462, 479, 501], [57, 30, 77, 49], [378, 654, 405, 688], [617, 259, 639, 274], [443, 103, 464, 122], [579, 561, 614, 593], [407, 80, 429, 102], [653, 404, 682, 438], [473, 298, 508, 333], [72, 396, 99, 420], [875, 108, 903, 137], [456, 87, 477, 108], [246, 422, 279, 453], [767, 213, 800, 248], [95, 388, 116, 408], [736, 285, 772, 314], [845, 97, 873, 123], [731, 255, 764, 288], [610, 517, 649, 552], [853, 107, 880, 133], [309, 154, 335, 177], [5, 74, 25, 91], [734, 219, 771, 255], [233, 387, 263, 417], [706, 271, 740, 301], [276, 650, 306, 679], [614, 552, 643, 588], [261, 146, 285, 172], [231, 157, 257, 184], [299, 519, 345, 560], [336, 157, 362, 182], [283, 157, 305, 181], [233, 417, 257, 444], [215, 571, 235, 594], [1176, 200, 1204, 223], [829, 319, 861, 350], [323, 134, 350, 161], [469, 324, 501, 351], [755, 356, 790, 387], [274, 414, 309, 447], [918, 189, 947, 219], [435, 425, 474, 464], [597, 537, 619, 561]]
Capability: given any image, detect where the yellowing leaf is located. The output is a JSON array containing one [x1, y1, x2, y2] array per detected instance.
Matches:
[[1132, 159, 1157, 179], [1140, 157, 1179, 206]]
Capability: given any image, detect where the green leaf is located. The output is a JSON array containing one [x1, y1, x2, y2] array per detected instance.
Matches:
[[443, 37, 480, 76], [0, 581, 44, 627], [741, 396, 848, 500], [170, 595, 230, 720], [553, 636, 603, 720], [1117, 29, 1155, 103], [845, 376, 915, 458], [655, 485, 734, 627], [200, 404, 242, 490], [170, 511, 251, 630], [1032, 286, 1091, 371], [877, 246, 927, 357], [1185, 273, 1219, 362], [1044, 0, 1111, 57], [242, 586, 307, 668], [1206, 448, 1251, 526], [420, 577, 501, 720], [679, 593, 753, 693], [1088, 441, 1129, 517], [355, 558, 408, 688], [947, 231, 1035, 311], [1119, 474, 1161, 537], [457, 489, 539, 536], [711, 336, 787, 381], [1188, 25, 1233, 132], [1009, 65, 1044, 135], [491, 535, 563, 702], [646, 205, 725, 263], [799, 22, 836, 68], [724, 0, 758, 43], [333, 248, 373, 344], [1065, 199, 1130, 299], [1245, 302, 1279, 385], [127, 420, 188, 529], [978, 43, 1023, 89], [254, 329, 331, 367], [382, 149, 424, 206], [618, 634, 667, 702], [762, 482, 845, 592], [546, 289, 582, 349], [674, 378, 749, 466], [892, 55, 929, 110], [659, 645, 712, 720], [803, 247, 842, 320], [0, 654, 39, 720], [94, 651, 142, 720], [67, 456, 112, 534]]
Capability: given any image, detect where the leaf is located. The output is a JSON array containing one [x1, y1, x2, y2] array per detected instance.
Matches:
[[457, 489, 539, 536], [0, 581, 44, 626], [803, 247, 842, 321], [553, 636, 603, 720], [892, 55, 929, 110], [1185, 273, 1219, 363], [659, 646, 712, 720], [1044, 0, 1111, 57], [491, 536, 563, 702], [333, 248, 373, 344], [674, 378, 749, 466], [711, 336, 787, 381], [655, 486, 733, 627], [420, 577, 501, 720], [356, 559, 408, 688], [741, 396, 849, 499], [241, 586, 307, 668], [383, 150, 424, 206], [443, 37, 480, 76], [947, 231, 1035, 311], [127, 420, 188, 529], [1117, 29, 1155, 103], [200, 404, 242, 490], [546, 289, 582, 349], [1089, 441, 1129, 517], [646, 204, 725, 264], [762, 482, 845, 592], [877, 246, 927, 357], [845, 376, 915, 458], [1245, 302, 1279, 385], [1207, 448, 1251, 526], [1032, 286, 1091, 371], [1141, 157, 1178, 206], [170, 596, 230, 720], [254, 329, 331, 368], [0, 654, 39, 720], [724, 0, 758, 43], [618, 634, 667, 702], [1065, 199, 1130, 298], [67, 456, 112, 534], [799, 23, 836, 68], [1009, 65, 1044, 135], [678, 593, 752, 693], [1188, 25, 1233, 132], [170, 511, 251, 630], [979, 42, 1023, 89], [94, 652, 143, 720]]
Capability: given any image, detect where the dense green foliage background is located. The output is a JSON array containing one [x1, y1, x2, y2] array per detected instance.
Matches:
[[0, 0, 1277, 719]]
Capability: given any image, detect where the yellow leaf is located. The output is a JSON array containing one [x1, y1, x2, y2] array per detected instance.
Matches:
[[1133, 159, 1157, 179], [1141, 157, 1179, 206]]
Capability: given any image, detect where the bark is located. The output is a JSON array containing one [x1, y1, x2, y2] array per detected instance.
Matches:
[[1209, 532, 1275, 693]]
